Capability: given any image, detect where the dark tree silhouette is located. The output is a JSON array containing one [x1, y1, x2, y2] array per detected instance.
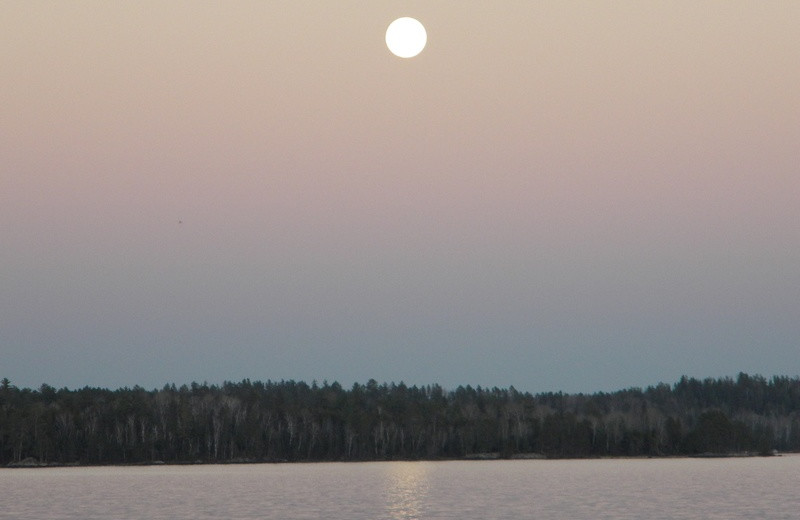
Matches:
[[1, 373, 798, 465]]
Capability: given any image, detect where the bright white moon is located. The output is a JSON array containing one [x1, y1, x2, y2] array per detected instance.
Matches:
[[386, 17, 427, 58]]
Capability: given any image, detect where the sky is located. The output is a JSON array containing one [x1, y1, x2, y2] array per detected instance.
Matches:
[[1, 1, 798, 394]]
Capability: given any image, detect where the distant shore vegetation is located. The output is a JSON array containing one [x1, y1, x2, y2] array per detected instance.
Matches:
[[2, 374, 799, 466]]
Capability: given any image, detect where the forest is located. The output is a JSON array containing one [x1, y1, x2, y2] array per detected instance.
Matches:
[[2, 373, 800, 466]]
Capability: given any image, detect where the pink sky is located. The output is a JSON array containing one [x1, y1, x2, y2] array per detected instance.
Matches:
[[1, 1, 798, 392]]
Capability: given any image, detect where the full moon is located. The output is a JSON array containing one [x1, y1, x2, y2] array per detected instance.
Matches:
[[385, 17, 427, 58]]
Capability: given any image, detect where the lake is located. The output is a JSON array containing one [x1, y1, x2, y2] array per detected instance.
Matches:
[[1, 456, 798, 519]]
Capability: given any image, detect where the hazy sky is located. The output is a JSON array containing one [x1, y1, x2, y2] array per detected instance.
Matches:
[[2, 1, 798, 393]]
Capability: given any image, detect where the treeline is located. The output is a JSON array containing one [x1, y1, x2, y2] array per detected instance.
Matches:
[[2, 373, 800, 465]]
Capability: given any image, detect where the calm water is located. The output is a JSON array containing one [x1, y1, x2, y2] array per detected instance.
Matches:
[[1, 456, 798, 519]]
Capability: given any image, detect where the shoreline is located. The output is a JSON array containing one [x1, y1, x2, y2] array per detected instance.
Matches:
[[4, 451, 784, 469]]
